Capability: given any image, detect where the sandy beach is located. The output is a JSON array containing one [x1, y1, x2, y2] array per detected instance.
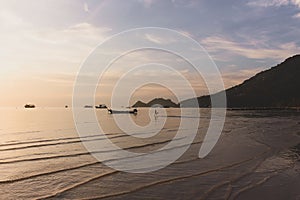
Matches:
[[0, 108, 299, 199]]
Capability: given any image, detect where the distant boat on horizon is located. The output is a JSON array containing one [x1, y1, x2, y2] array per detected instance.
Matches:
[[84, 105, 93, 108], [24, 104, 35, 108], [108, 108, 138, 114], [95, 104, 107, 109]]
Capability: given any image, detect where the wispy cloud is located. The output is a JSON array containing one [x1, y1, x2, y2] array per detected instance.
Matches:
[[144, 33, 176, 44], [84, 2, 89, 12], [178, 30, 194, 38], [32, 72, 76, 85], [0, 9, 111, 68], [221, 66, 265, 88], [201, 36, 300, 61], [1, 0, 300, 106], [293, 12, 300, 18], [247, 0, 300, 8], [138, 0, 156, 8]]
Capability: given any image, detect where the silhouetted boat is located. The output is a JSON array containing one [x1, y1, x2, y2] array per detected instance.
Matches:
[[108, 108, 138, 114], [24, 104, 35, 108], [95, 104, 107, 109]]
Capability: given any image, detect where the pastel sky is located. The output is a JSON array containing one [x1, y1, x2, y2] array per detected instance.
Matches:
[[0, 0, 299, 107]]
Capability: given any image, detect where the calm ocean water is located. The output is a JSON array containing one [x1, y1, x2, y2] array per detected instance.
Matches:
[[0, 108, 299, 199]]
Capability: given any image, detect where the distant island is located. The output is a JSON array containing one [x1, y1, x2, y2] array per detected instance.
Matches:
[[181, 55, 300, 108], [132, 98, 179, 108]]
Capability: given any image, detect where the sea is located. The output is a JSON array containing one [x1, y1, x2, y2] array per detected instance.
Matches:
[[0, 108, 299, 200]]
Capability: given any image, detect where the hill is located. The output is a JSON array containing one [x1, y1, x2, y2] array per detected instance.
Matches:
[[132, 100, 148, 107], [181, 55, 300, 108], [132, 98, 179, 108]]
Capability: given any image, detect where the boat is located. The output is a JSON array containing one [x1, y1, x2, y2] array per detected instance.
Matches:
[[108, 108, 138, 114], [84, 105, 93, 108], [24, 104, 35, 108], [95, 104, 107, 109]]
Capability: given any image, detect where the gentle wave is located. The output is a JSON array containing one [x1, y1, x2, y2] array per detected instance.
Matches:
[[0, 127, 170, 150], [40, 151, 269, 200], [0, 135, 189, 164], [0, 161, 100, 184], [0, 136, 202, 184], [87, 151, 271, 200]]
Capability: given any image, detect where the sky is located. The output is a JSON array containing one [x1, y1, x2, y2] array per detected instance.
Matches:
[[0, 0, 299, 107]]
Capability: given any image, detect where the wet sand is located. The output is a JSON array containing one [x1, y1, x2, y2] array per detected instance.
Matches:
[[0, 109, 299, 199]]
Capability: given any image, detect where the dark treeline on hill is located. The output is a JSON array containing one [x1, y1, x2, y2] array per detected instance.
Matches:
[[132, 98, 179, 108], [181, 55, 300, 108]]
